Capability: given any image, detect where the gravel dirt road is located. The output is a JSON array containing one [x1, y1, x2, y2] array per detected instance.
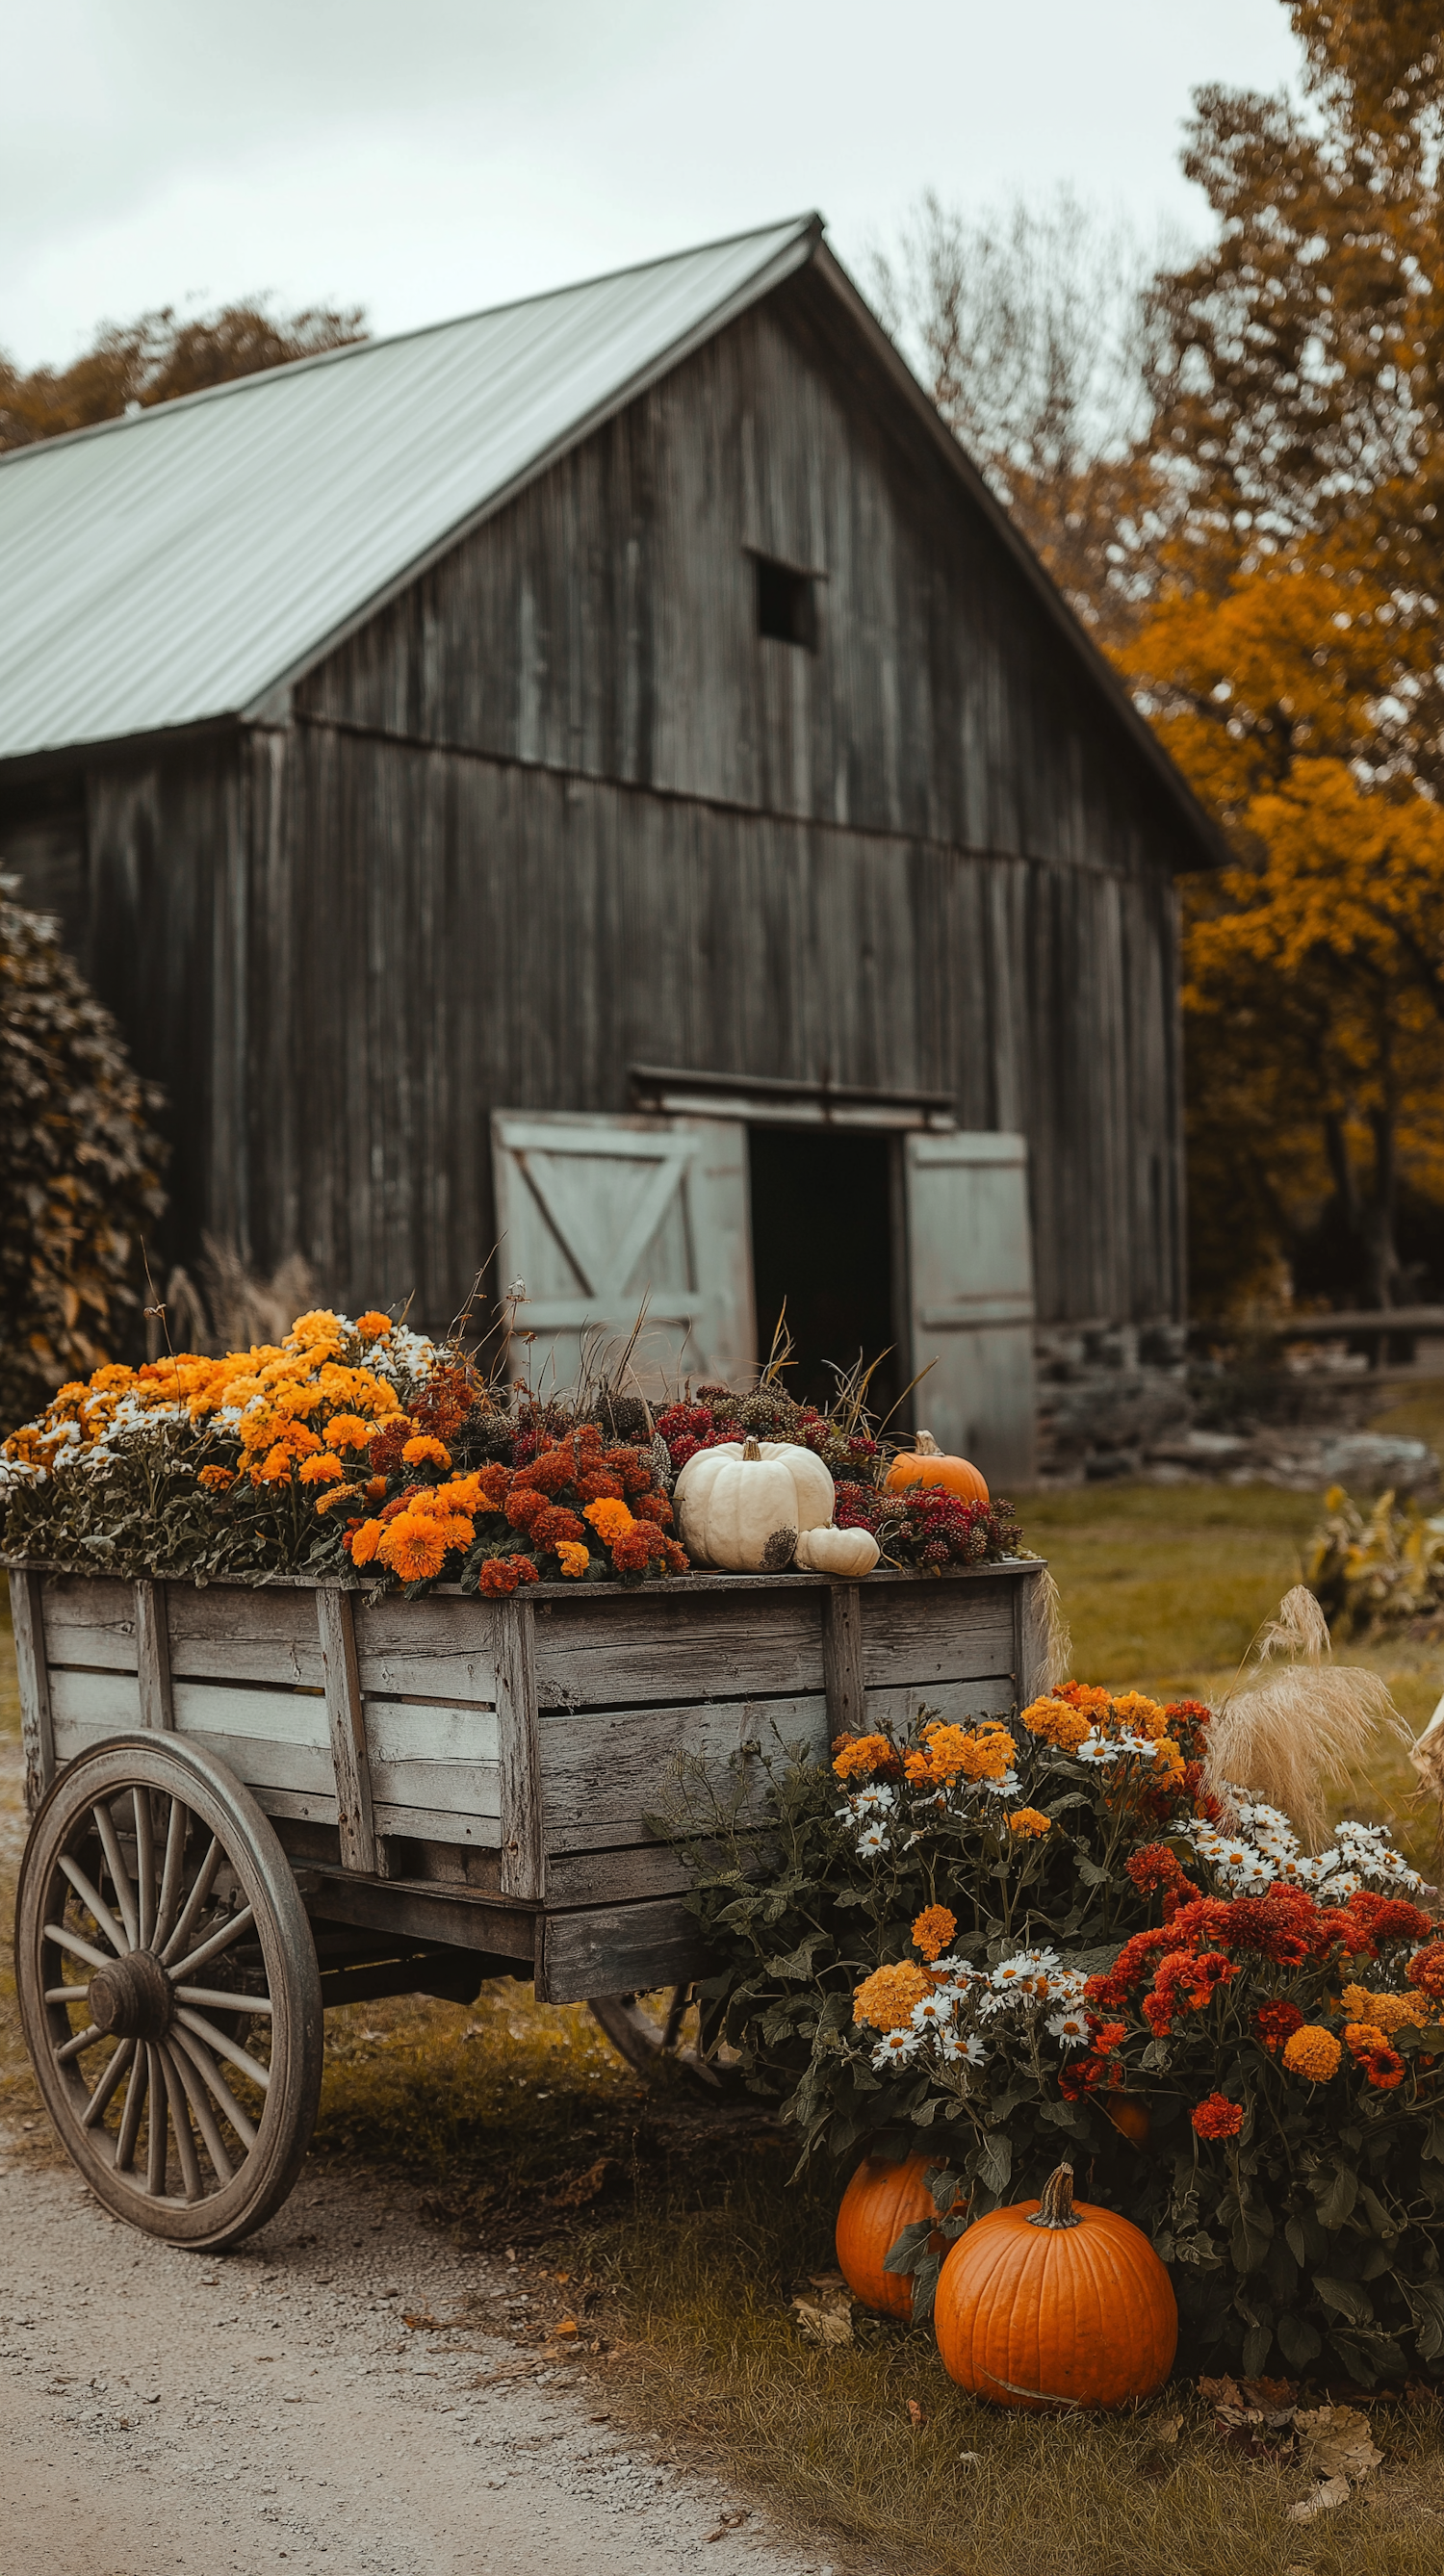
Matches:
[[0, 2137, 838, 2576]]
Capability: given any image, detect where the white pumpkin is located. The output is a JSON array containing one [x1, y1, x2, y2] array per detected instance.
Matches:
[[674, 1436, 835, 1571], [793, 1523, 881, 1578]]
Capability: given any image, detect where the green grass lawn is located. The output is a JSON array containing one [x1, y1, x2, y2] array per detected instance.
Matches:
[[6, 1498, 1444, 2576]]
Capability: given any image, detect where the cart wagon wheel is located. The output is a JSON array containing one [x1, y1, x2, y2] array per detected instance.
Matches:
[[587, 1987, 722, 2088], [15, 1734, 323, 2253]]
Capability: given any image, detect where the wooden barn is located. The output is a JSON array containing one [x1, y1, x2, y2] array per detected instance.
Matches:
[[0, 217, 1220, 1483]]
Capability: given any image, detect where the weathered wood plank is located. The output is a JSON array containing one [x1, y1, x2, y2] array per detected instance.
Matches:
[[318, 1589, 377, 1875], [134, 1581, 174, 1729], [354, 1595, 497, 1705], [537, 1692, 825, 1850], [865, 1675, 1015, 1730], [47, 1663, 142, 1733], [531, 1585, 825, 1709], [545, 1842, 696, 1908], [496, 1596, 543, 1901], [860, 1578, 1018, 1686], [299, 1868, 536, 1964], [39, 1575, 137, 1673], [822, 1584, 865, 1738], [368, 1756, 502, 1816], [13, 1570, 56, 1809], [537, 1896, 709, 2004], [373, 1801, 503, 1848], [363, 1701, 501, 1766], [166, 1584, 324, 1687], [168, 1676, 329, 1748]]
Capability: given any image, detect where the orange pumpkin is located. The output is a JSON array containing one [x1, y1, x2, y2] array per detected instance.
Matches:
[[884, 1429, 989, 1505], [835, 2150, 942, 2320], [1105, 2096, 1151, 2149], [934, 2161, 1176, 2410]]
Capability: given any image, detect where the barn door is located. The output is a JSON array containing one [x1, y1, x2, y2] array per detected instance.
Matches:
[[490, 1111, 754, 1394], [904, 1132, 1037, 1488]]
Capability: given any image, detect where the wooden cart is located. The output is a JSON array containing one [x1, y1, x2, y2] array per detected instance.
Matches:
[[8, 1557, 1047, 2250]]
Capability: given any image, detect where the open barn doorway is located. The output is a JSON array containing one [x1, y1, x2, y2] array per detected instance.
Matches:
[[748, 1127, 901, 1420]]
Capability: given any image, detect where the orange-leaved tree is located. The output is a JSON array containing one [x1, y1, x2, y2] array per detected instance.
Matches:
[[0, 298, 365, 453]]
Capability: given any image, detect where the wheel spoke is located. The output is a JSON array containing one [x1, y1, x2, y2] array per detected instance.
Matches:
[[57, 1859, 129, 1960], [43, 1985, 90, 2004], [173, 1984, 272, 2017], [169, 2022, 257, 2152], [82, 2037, 135, 2129], [168, 1904, 256, 1985], [144, 2043, 168, 2196], [91, 1805, 139, 1950], [159, 1836, 221, 1967], [42, 1919, 111, 1973], [174, 2006, 271, 2093], [152, 1796, 188, 1952], [133, 1790, 156, 1949], [165, 2035, 234, 2184], [115, 2048, 149, 2171], [55, 2023, 103, 2063], [156, 2046, 204, 2202]]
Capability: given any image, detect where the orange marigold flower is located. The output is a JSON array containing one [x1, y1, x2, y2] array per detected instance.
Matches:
[[904, 1720, 1017, 1787], [1363, 2044, 1406, 2090], [1008, 1807, 1051, 1839], [1090, 2020, 1126, 2055], [197, 1464, 235, 1492], [315, 1482, 363, 1515], [1341, 1984, 1431, 2035], [1282, 2025, 1342, 2082], [912, 1905, 958, 1962], [298, 1454, 345, 1485], [583, 1497, 634, 1541], [377, 1514, 449, 1582], [555, 1540, 590, 1578], [1019, 1694, 1093, 1754], [833, 1734, 897, 1782], [349, 1519, 384, 1567], [255, 1443, 297, 1483], [477, 1556, 540, 1595], [356, 1311, 392, 1338], [1344, 2021, 1390, 2059], [1191, 2092, 1245, 2139], [402, 1434, 451, 1470], [852, 1961, 934, 2032], [324, 1413, 375, 1453], [1112, 1691, 1167, 1739], [1254, 2000, 1304, 2053]]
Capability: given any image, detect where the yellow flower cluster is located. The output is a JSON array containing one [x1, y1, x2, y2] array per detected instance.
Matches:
[[2, 1309, 404, 1486], [1340, 1983, 1432, 2036], [1019, 1687, 1181, 1777], [1019, 1693, 1096, 1754], [903, 1719, 1017, 1787], [1282, 2024, 1343, 2081], [852, 1960, 935, 2032], [832, 1734, 897, 1782]]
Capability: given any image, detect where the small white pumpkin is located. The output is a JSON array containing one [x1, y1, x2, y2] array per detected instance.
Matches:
[[793, 1523, 881, 1578], [674, 1436, 835, 1571]]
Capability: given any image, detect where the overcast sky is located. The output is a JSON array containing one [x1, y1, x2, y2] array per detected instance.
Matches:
[[6, 1, 1303, 371]]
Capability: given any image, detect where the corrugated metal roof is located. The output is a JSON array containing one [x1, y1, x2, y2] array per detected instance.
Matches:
[[0, 217, 818, 763]]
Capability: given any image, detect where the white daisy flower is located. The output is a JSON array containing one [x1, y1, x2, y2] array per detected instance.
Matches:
[[1076, 1733, 1120, 1766], [1045, 2008, 1090, 2048], [937, 2030, 989, 2067], [910, 1993, 953, 2030], [871, 2029, 921, 2071], [856, 1825, 890, 1858]]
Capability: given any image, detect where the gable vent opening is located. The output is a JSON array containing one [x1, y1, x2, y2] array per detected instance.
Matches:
[[754, 554, 818, 651]]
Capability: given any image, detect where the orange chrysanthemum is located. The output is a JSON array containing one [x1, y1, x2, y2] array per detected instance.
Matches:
[[1282, 2025, 1342, 2082], [555, 1540, 590, 1578], [402, 1434, 451, 1470], [349, 1519, 384, 1567], [904, 1720, 1017, 1787], [377, 1514, 449, 1582], [324, 1413, 376, 1453], [911, 1905, 958, 1962], [356, 1312, 392, 1339], [298, 1454, 345, 1485], [832, 1734, 897, 1783], [197, 1465, 235, 1492], [1341, 1984, 1431, 2036], [1019, 1695, 1094, 1754], [315, 1482, 363, 1515], [1008, 1807, 1052, 1839], [583, 1497, 634, 1541], [852, 1961, 934, 2033]]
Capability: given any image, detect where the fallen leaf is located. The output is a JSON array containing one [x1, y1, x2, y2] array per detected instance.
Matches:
[[554, 2319, 579, 2338], [1295, 2405, 1383, 2484], [705, 2511, 749, 2543], [1239, 2375, 1297, 2413], [1151, 2414, 1182, 2448], [1199, 2375, 1241, 2409], [789, 2282, 853, 2348], [1288, 2473, 1352, 2522], [546, 2157, 619, 2210], [907, 2399, 927, 2430]]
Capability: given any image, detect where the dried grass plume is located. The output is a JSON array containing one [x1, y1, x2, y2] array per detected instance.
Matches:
[[1204, 1584, 1408, 1850]]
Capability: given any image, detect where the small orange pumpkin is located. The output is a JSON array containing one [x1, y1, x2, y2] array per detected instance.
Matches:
[[884, 1429, 989, 1506], [835, 2150, 942, 2320], [1105, 2095, 1151, 2149], [934, 2161, 1176, 2410]]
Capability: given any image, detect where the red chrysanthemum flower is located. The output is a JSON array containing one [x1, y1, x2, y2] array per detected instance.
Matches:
[[1191, 2092, 1245, 2139], [1254, 1999, 1305, 2054]]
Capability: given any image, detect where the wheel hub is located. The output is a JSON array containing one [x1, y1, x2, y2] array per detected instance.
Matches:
[[89, 1949, 174, 2042]]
